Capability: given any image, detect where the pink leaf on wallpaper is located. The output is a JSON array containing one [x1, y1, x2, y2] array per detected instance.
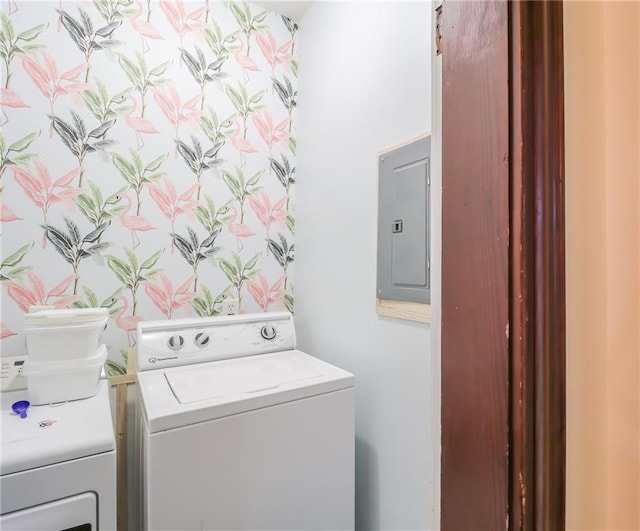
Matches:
[[186, 6, 207, 20], [153, 85, 201, 129], [61, 82, 90, 98], [256, 32, 276, 58], [144, 273, 197, 318], [176, 275, 195, 295], [179, 183, 198, 203], [175, 293, 196, 306], [48, 274, 76, 297], [27, 272, 46, 305], [252, 111, 290, 149], [272, 195, 288, 212], [50, 189, 81, 202], [148, 186, 172, 216], [22, 56, 52, 97], [164, 179, 178, 202], [55, 167, 82, 187], [144, 283, 168, 314], [0, 88, 29, 108], [4, 282, 38, 313], [0, 323, 17, 340], [160, 0, 206, 35], [152, 89, 174, 121], [61, 63, 87, 81], [278, 40, 293, 55], [256, 32, 293, 69], [183, 94, 201, 110], [42, 50, 59, 80], [159, 0, 183, 31], [159, 273, 173, 295], [249, 194, 269, 225], [52, 295, 80, 308], [246, 274, 286, 311], [0, 205, 22, 222], [249, 192, 289, 231], [14, 168, 44, 207], [22, 53, 87, 109], [247, 281, 267, 311], [252, 113, 271, 143], [34, 160, 52, 188], [150, 178, 200, 227]]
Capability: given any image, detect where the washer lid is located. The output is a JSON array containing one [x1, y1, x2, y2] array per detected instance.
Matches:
[[0, 380, 115, 476], [166, 353, 322, 403], [138, 349, 354, 433]]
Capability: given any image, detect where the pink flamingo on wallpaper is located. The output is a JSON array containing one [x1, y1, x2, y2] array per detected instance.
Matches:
[[115, 295, 142, 346], [119, 194, 155, 249], [148, 178, 199, 252], [125, 95, 159, 149], [246, 274, 286, 311], [0, 88, 29, 125], [21, 52, 87, 137], [153, 85, 202, 157], [144, 273, 196, 319], [227, 205, 254, 251], [159, 0, 207, 61], [234, 36, 259, 82], [13, 162, 82, 246], [255, 31, 294, 78], [4, 273, 78, 313], [130, 1, 164, 53], [251, 110, 290, 158], [231, 119, 256, 166]]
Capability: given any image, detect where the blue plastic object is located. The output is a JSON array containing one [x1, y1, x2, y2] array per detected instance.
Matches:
[[11, 400, 30, 419]]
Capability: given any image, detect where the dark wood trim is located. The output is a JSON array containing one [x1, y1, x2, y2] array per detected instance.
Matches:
[[441, 2, 510, 528], [441, 1, 565, 529], [509, 2, 566, 529]]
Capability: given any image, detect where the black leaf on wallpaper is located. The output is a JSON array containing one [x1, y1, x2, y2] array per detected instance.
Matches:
[[50, 113, 116, 186], [270, 155, 295, 191], [58, 8, 122, 81], [267, 233, 294, 270], [41, 218, 112, 294], [272, 76, 297, 112]]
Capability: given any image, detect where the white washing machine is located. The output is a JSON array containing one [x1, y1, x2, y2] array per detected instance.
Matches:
[[135, 311, 355, 531], [0, 379, 116, 530]]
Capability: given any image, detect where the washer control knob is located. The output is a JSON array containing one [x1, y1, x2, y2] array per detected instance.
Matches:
[[194, 332, 210, 347], [167, 334, 185, 351], [260, 325, 277, 341]]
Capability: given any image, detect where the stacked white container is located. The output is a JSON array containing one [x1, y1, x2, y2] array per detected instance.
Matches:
[[22, 308, 109, 405]]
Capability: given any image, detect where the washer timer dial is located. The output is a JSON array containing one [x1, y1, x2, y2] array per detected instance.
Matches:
[[260, 325, 277, 340]]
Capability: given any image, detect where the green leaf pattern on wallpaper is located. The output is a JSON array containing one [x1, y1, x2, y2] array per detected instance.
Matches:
[[0, 1, 297, 373]]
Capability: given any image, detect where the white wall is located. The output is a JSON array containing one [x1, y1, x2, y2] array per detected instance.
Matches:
[[295, 3, 433, 529]]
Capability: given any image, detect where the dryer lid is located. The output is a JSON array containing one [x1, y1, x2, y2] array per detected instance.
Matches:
[[0, 380, 115, 476], [166, 352, 322, 403]]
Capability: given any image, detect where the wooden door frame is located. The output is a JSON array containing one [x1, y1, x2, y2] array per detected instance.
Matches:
[[440, 1, 565, 529], [509, 2, 565, 528]]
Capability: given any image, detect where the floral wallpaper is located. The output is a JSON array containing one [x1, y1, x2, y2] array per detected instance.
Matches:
[[0, 0, 297, 373]]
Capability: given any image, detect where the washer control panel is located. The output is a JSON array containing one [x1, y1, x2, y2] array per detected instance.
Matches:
[[136, 312, 296, 371]]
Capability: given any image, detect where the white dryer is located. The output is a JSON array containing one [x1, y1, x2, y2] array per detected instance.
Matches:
[[0, 379, 116, 530], [135, 311, 355, 530]]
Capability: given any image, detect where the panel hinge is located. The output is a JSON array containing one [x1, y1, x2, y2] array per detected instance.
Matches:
[[435, 5, 443, 56]]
